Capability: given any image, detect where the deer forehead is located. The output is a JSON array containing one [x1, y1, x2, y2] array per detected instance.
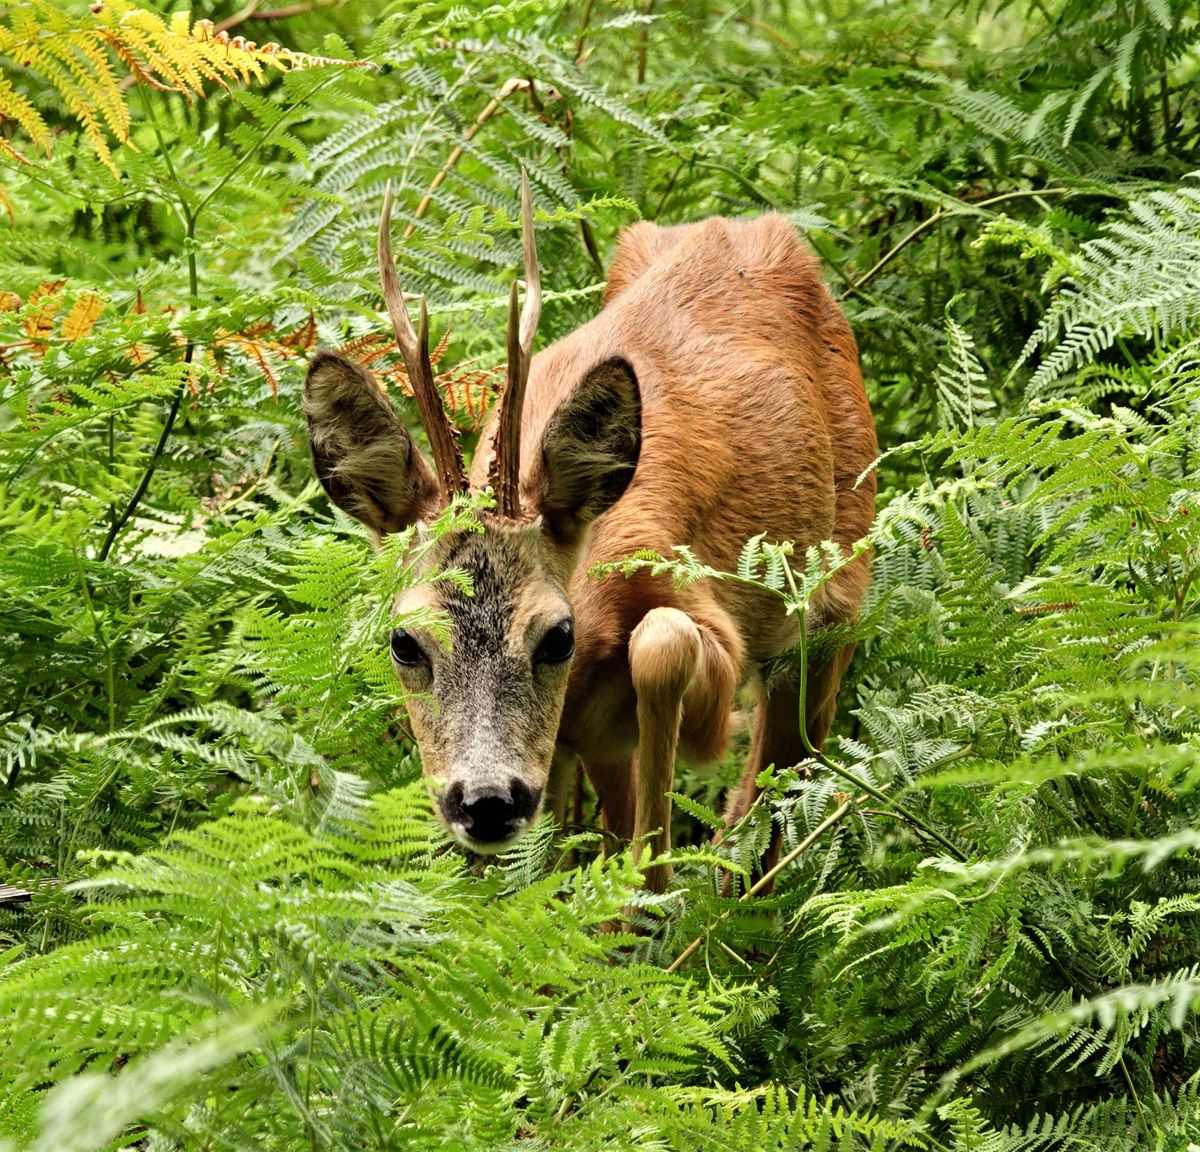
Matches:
[[396, 524, 569, 657]]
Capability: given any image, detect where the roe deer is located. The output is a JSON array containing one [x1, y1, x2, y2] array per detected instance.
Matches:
[[304, 175, 876, 890]]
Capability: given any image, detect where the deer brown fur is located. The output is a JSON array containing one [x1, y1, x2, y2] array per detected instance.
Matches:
[[305, 199, 876, 892]]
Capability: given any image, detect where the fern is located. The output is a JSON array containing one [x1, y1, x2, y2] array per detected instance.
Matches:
[[1020, 183, 1200, 394], [3, 0, 1200, 1148], [936, 307, 995, 432], [0, 0, 363, 173]]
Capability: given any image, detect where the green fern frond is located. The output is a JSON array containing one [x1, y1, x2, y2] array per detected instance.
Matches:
[[1020, 184, 1200, 393]]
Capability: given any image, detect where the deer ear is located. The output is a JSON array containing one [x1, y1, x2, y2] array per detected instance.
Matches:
[[304, 352, 439, 535], [538, 357, 641, 542]]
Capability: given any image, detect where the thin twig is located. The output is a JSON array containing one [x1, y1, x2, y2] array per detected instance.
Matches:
[[216, 0, 323, 32], [527, 74, 604, 278], [578, 218, 604, 277], [574, 0, 595, 63], [651, 152, 689, 219], [256, 3, 321, 20], [402, 77, 530, 240], [665, 795, 858, 974], [636, 0, 655, 85], [716, 938, 752, 969], [215, 0, 261, 33], [839, 186, 1069, 301]]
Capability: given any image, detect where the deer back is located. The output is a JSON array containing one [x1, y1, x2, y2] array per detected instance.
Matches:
[[472, 213, 875, 678]]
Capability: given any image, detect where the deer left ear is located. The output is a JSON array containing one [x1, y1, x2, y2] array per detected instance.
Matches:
[[304, 351, 440, 536], [537, 357, 641, 542]]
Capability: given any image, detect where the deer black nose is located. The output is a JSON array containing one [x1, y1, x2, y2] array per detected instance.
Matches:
[[440, 780, 540, 845]]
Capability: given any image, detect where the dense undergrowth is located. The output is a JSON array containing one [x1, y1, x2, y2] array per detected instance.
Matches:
[[1, 0, 1198, 1148]]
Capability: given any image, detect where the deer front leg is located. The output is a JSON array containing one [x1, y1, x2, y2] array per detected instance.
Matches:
[[628, 607, 704, 892], [547, 746, 579, 828]]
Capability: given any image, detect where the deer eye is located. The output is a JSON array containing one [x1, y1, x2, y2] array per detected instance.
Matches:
[[534, 619, 575, 665], [390, 629, 425, 667]]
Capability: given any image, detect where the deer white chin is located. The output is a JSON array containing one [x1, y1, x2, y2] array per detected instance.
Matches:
[[451, 820, 532, 855]]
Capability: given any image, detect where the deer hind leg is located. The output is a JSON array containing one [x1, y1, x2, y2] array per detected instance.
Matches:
[[726, 677, 800, 828], [628, 606, 739, 892], [722, 677, 802, 887], [799, 549, 870, 753], [723, 643, 858, 886]]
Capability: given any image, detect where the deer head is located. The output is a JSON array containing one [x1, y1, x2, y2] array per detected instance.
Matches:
[[304, 174, 641, 852]]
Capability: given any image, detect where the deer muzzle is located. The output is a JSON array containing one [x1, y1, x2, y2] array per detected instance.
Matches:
[[438, 778, 542, 851]]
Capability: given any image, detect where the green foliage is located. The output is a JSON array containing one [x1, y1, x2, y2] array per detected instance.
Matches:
[[1, 0, 1199, 1149], [3, 785, 916, 1151]]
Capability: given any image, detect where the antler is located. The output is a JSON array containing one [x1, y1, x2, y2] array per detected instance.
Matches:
[[378, 180, 467, 500], [489, 169, 542, 520]]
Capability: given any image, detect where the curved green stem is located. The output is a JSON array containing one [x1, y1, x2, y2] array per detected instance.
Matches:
[[785, 562, 968, 863], [100, 74, 336, 561], [840, 186, 1070, 302], [97, 370, 190, 562]]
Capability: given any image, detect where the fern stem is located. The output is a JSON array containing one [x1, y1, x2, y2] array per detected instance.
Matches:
[[70, 551, 116, 734], [574, 0, 595, 62], [666, 794, 858, 974], [715, 937, 752, 969], [636, 0, 654, 85], [106, 414, 116, 537], [99, 90, 198, 563], [304, 965, 319, 1152], [1160, 72, 1174, 147], [651, 152, 690, 218], [100, 76, 335, 561], [686, 154, 780, 208], [1119, 1053, 1151, 1143], [191, 72, 340, 225], [97, 372, 189, 562], [818, 753, 967, 861], [138, 85, 194, 224]]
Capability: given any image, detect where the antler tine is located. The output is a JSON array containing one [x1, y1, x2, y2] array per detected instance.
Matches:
[[517, 169, 542, 360], [378, 179, 466, 499], [490, 168, 541, 520]]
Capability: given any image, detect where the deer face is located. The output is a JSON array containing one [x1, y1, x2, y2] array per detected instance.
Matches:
[[388, 524, 576, 850], [303, 351, 640, 852], [304, 175, 639, 851]]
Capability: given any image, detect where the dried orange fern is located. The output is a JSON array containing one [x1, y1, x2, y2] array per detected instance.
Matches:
[[0, 0, 365, 173], [333, 329, 501, 427]]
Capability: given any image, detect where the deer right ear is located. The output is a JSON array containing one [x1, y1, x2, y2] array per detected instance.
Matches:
[[304, 352, 440, 536], [537, 357, 642, 544]]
